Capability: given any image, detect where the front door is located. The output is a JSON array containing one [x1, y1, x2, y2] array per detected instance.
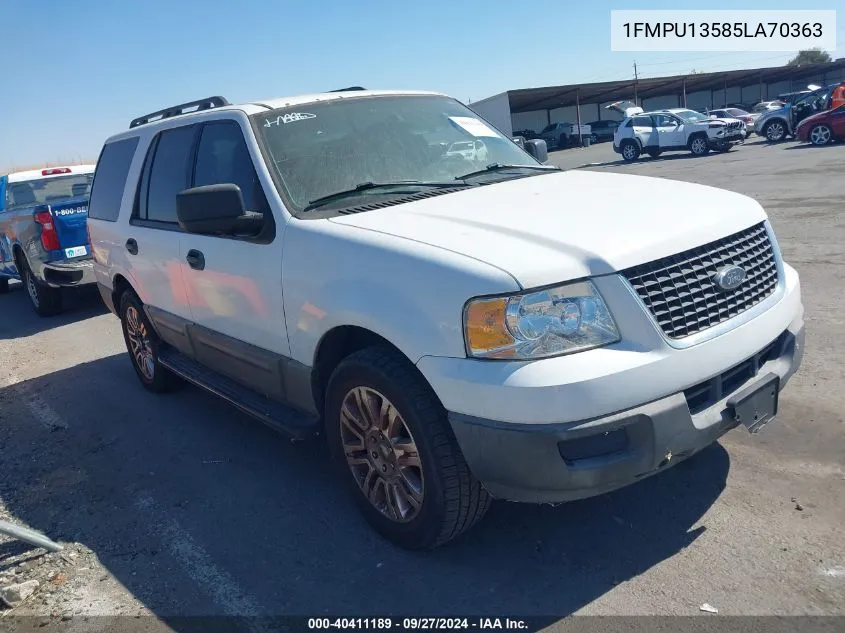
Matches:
[[178, 119, 289, 400], [653, 114, 685, 148]]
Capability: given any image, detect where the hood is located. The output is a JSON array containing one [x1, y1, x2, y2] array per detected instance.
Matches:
[[329, 171, 768, 289], [606, 100, 643, 117]]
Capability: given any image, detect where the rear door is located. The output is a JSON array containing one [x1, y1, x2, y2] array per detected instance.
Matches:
[[630, 115, 657, 147], [125, 124, 195, 347]]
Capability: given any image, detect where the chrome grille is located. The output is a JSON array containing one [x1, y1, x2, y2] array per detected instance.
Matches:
[[622, 223, 779, 339]]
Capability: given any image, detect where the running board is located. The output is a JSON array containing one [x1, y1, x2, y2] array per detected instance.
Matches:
[[158, 349, 319, 439]]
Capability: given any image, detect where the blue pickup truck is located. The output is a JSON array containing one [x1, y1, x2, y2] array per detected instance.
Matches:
[[0, 165, 97, 315]]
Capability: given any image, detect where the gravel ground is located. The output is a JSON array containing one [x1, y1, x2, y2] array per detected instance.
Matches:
[[0, 136, 843, 630]]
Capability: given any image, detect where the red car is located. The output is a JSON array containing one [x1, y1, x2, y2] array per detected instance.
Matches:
[[796, 104, 845, 145]]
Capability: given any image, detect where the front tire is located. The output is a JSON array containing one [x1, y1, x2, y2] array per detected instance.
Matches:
[[689, 135, 710, 156], [324, 346, 490, 550], [119, 290, 176, 393], [620, 140, 641, 162], [809, 124, 833, 146], [21, 259, 62, 316], [764, 119, 787, 142]]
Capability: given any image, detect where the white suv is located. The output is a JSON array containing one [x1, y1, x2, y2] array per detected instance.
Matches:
[[609, 101, 746, 161], [87, 90, 804, 549]]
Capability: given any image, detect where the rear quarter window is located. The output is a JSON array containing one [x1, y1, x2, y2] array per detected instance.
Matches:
[[88, 137, 140, 222]]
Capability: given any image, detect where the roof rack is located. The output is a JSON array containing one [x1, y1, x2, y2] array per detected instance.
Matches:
[[330, 86, 366, 92], [129, 96, 230, 129]]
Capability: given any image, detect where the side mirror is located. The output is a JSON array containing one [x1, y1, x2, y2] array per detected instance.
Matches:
[[176, 184, 247, 234], [524, 139, 548, 163]]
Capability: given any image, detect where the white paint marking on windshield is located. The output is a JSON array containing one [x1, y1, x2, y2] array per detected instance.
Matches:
[[264, 113, 317, 127]]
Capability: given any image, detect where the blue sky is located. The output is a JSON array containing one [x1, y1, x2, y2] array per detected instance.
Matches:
[[1, 0, 842, 171]]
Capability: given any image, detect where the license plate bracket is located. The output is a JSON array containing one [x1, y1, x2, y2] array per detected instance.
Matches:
[[727, 372, 780, 434]]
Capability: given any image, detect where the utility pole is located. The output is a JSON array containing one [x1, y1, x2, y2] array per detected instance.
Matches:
[[633, 61, 639, 105]]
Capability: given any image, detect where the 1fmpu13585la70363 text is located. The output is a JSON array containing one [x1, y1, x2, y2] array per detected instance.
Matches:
[[622, 22, 823, 39]]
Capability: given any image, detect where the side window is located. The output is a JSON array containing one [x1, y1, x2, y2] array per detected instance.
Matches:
[[632, 115, 653, 127], [193, 121, 268, 214], [88, 137, 139, 222], [145, 125, 196, 223], [653, 114, 678, 127]]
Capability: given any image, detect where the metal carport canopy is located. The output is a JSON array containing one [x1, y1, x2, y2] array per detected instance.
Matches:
[[506, 59, 845, 113]]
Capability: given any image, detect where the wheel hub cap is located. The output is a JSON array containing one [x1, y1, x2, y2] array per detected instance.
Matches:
[[340, 387, 424, 523]]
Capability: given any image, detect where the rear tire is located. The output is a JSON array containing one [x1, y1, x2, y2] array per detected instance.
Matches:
[[620, 140, 641, 162], [21, 259, 62, 316], [118, 290, 177, 393], [324, 345, 490, 550]]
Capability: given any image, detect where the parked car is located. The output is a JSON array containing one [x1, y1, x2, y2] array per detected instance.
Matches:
[[538, 121, 592, 149], [88, 90, 804, 550], [752, 101, 785, 114], [445, 139, 489, 163], [585, 120, 619, 143], [708, 108, 756, 138], [608, 101, 745, 161], [795, 103, 845, 145], [755, 83, 838, 142], [0, 165, 97, 315]]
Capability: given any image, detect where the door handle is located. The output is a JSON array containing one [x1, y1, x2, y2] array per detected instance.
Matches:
[[186, 249, 205, 271], [125, 238, 138, 255]]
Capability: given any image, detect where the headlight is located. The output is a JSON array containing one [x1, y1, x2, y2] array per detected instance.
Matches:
[[463, 280, 620, 360]]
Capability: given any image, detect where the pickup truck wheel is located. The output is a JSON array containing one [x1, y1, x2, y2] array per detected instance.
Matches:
[[689, 135, 710, 156], [21, 260, 62, 316], [119, 291, 176, 393], [0, 278, 8, 294], [620, 140, 640, 162], [325, 346, 490, 550]]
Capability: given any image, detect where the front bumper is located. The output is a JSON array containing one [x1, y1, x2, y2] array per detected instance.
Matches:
[[417, 261, 804, 503], [447, 321, 803, 503], [40, 258, 96, 287], [710, 132, 745, 146]]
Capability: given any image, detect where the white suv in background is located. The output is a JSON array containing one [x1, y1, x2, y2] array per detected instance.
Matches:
[[87, 89, 804, 550], [609, 101, 746, 161]]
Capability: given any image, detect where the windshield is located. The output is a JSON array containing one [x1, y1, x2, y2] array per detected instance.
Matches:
[[674, 110, 710, 123], [253, 95, 540, 211], [5, 173, 94, 209]]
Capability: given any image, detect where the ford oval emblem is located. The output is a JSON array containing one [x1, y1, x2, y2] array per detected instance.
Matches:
[[714, 265, 746, 291]]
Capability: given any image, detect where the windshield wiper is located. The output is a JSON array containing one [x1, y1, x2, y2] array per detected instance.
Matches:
[[305, 181, 471, 211], [455, 163, 560, 181]]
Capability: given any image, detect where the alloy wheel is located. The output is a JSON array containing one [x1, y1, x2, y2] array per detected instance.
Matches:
[[767, 121, 785, 141], [691, 138, 707, 154], [622, 144, 637, 160], [25, 270, 39, 308], [339, 386, 424, 523], [810, 125, 831, 145], [125, 305, 155, 380]]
